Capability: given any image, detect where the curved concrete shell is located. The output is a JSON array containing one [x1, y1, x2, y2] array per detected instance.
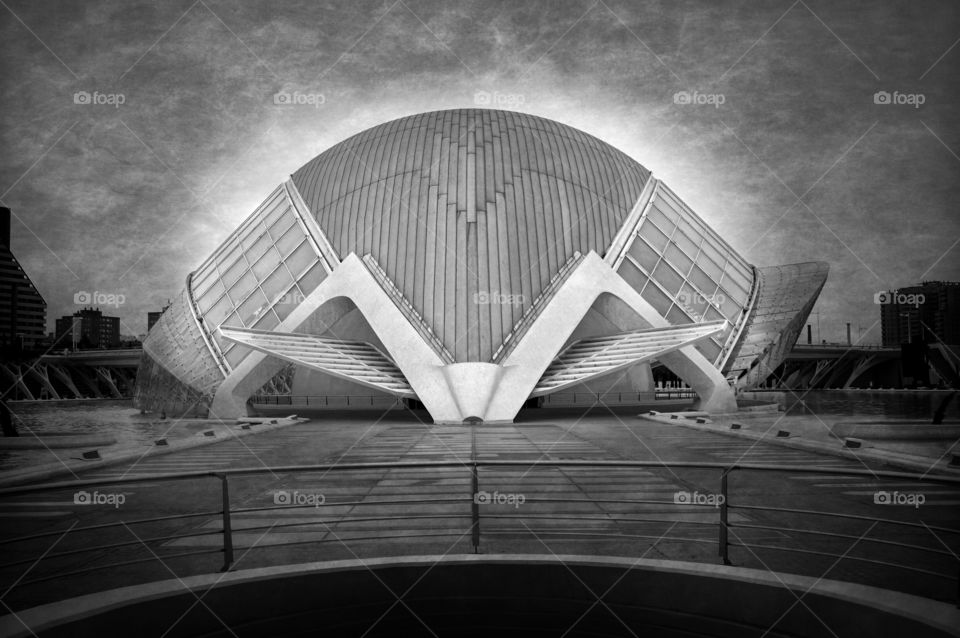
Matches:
[[135, 109, 828, 423], [291, 109, 651, 362]]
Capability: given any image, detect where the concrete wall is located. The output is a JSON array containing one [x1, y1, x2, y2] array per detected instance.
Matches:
[[7, 556, 956, 638]]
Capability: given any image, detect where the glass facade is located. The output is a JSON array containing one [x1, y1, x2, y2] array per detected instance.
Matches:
[[189, 186, 328, 370], [615, 184, 755, 365]]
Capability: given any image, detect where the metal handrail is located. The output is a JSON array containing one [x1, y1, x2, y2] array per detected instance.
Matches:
[[251, 390, 700, 406], [249, 394, 404, 406], [1, 461, 957, 604], [2, 461, 959, 495]]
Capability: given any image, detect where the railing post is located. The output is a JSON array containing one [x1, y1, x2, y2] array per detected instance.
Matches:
[[471, 463, 480, 553], [719, 467, 730, 566], [470, 428, 480, 554], [218, 473, 234, 572]]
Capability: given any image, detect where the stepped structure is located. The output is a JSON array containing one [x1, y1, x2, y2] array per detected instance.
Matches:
[[135, 109, 828, 422]]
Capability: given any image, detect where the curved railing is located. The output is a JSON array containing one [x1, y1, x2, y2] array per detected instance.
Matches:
[[0, 461, 957, 610]]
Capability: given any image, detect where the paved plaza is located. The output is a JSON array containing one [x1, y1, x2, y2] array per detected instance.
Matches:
[[1, 410, 957, 613]]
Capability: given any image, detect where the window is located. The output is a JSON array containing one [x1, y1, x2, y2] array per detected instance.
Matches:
[[652, 260, 685, 296], [641, 281, 672, 315], [666, 303, 693, 325], [297, 263, 327, 297], [252, 247, 281, 281], [627, 237, 660, 273], [646, 205, 675, 234], [227, 270, 257, 304], [618, 258, 648, 292], [238, 289, 269, 326], [195, 279, 224, 313], [261, 263, 295, 305], [285, 241, 318, 279], [664, 243, 693, 277], [672, 226, 700, 259]]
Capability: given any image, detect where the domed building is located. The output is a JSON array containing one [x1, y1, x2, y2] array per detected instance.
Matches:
[[135, 109, 827, 422]]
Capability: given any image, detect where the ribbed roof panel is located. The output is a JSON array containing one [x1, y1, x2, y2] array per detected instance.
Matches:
[[291, 109, 651, 362]]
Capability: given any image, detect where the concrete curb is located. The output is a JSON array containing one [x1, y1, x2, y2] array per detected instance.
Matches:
[[0, 434, 117, 449], [2, 555, 957, 638], [0, 418, 308, 488], [637, 414, 960, 476]]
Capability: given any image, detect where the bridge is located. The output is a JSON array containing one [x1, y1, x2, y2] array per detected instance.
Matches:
[[0, 349, 141, 401], [764, 342, 959, 390], [3, 341, 957, 403]]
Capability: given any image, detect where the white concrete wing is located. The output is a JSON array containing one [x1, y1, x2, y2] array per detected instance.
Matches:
[[533, 320, 728, 396], [219, 327, 415, 397], [211, 251, 738, 423]]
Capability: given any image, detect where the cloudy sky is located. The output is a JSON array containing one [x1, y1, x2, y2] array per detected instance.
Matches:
[[1, 0, 957, 342]]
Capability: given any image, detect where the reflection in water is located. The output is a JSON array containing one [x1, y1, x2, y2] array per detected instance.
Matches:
[[773, 390, 960, 420], [1, 400, 207, 470]]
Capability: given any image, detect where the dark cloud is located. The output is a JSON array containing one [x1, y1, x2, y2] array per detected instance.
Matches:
[[1, 0, 957, 341]]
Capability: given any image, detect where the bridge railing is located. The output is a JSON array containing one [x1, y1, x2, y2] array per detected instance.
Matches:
[[541, 390, 698, 405], [0, 462, 956, 610], [791, 343, 895, 351]]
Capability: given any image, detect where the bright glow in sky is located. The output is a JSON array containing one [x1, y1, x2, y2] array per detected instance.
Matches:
[[1, 0, 957, 342]]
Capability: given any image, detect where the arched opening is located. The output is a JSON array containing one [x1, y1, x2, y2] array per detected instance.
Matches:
[[532, 292, 656, 414]]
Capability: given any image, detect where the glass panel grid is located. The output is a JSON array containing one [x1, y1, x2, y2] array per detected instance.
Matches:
[[189, 193, 322, 369], [620, 195, 755, 336]]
